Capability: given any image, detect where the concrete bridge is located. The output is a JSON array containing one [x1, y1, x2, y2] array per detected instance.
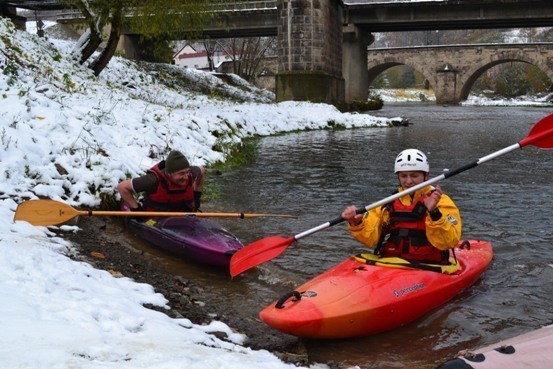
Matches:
[[367, 43, 553, 105], [4, 0, 553, 105]]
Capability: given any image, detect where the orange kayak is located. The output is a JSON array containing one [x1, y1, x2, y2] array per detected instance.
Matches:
[[260, 239, 493, 339]]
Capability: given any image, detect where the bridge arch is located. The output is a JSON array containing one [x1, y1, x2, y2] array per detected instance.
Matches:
[[459, 51, 553, 102], [367, 59, 437, 97]]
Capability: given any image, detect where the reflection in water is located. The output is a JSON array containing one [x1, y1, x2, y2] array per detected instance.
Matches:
[[134, 104, 553, 368]]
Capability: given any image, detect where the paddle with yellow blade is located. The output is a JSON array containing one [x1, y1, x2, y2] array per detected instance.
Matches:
[[230, 113, 553, 277], [13, 199, 295, 226]]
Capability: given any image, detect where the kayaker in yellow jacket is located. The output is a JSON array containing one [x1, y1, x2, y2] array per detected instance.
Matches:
[[342, 149, 462, 265]]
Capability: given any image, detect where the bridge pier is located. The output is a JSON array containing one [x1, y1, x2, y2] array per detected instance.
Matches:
[[434, 63, 461, 105], [275, 0, 345, 105], [343, 25, 373, 103]]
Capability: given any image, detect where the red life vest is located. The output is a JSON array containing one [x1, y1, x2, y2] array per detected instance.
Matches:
[[377, 196, 449, 264], [143, 161, 195, 212]]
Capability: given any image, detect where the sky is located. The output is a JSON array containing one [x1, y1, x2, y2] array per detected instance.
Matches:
[[1, 17, 551, 369]]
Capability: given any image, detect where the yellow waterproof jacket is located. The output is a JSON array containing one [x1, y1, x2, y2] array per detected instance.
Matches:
[[348, 185, 462, 251]]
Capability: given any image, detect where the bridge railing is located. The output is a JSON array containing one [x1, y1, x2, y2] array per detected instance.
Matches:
[[8, 0, 276, 11], [16, 0, 277, 20], [368, 43, 553, 52], [2, 0, 74, 9], [210, 1, 276, 11]]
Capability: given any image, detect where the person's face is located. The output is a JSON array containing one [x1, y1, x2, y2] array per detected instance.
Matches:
[[168, 168, 190, 186], [397, 171, 428, 189]]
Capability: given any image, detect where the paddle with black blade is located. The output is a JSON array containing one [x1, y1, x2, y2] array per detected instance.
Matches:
[[230, 113, 553, 277], [13, 199, 295, 226]]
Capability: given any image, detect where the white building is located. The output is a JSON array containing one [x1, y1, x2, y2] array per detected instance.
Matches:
[[173, 44, 233, 70]]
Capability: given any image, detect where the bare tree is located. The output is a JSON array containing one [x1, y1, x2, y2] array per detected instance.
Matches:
[[202, 38, 221, 71], [88, 0, 124, 76], [69, 0, 222, 76], [70, 0, 108, 65], [218, 37, 276, 83]]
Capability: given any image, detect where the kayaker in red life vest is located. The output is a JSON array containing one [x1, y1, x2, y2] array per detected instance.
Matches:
[[341, 149, 462, 265], [117, 150, 206, 212]]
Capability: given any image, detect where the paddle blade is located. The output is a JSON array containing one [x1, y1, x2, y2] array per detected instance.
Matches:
[[230, 236, 295, 277], [519, 114, 553, 149], [13, 200, 80, 226]]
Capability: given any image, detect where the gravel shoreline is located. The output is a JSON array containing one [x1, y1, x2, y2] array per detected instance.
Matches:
[[64, 216, 310, 366]]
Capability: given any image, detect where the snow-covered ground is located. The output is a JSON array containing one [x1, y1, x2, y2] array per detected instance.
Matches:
[[372, 88, 553, 106]]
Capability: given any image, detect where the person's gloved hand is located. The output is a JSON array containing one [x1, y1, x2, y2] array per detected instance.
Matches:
[[129, 201, 144, 212], [194, 191, 202, 211], [121, 201, 144, 224]]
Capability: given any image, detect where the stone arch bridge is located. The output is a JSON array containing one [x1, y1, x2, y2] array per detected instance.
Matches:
[[367, 43, 553, 105]]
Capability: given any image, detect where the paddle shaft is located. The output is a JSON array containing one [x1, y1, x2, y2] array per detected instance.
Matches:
[[293, 142, 523, 241], [13, 199, 295, 226], [76, 210, 288, 219]]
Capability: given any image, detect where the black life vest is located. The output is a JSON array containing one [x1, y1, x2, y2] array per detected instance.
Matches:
[[376, 196, 449, 265], [143, 161, 195, 212]]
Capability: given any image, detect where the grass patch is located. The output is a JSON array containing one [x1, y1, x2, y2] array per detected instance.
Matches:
[[210, 137, 259, 170]]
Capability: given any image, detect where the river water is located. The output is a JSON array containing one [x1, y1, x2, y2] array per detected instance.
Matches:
[[133, 104, 553, 368]]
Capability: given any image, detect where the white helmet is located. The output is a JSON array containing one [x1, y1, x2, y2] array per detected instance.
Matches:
[[394, 149, 429, 173]]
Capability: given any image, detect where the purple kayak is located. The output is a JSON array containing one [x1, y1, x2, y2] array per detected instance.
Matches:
[[127, 216, 244, 267]]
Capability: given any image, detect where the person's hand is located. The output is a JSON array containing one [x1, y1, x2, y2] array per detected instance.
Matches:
[[424, 185, 443, 212], [125, 201, 146, 211], [342, 205, 363, 226], [121, 201, 144, 223]]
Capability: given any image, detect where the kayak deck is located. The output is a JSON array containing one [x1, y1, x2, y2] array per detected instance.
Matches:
[[260, 240, 493, 339]]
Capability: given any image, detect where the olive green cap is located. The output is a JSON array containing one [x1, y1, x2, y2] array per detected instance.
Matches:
[[165, 150, 190, 174]]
